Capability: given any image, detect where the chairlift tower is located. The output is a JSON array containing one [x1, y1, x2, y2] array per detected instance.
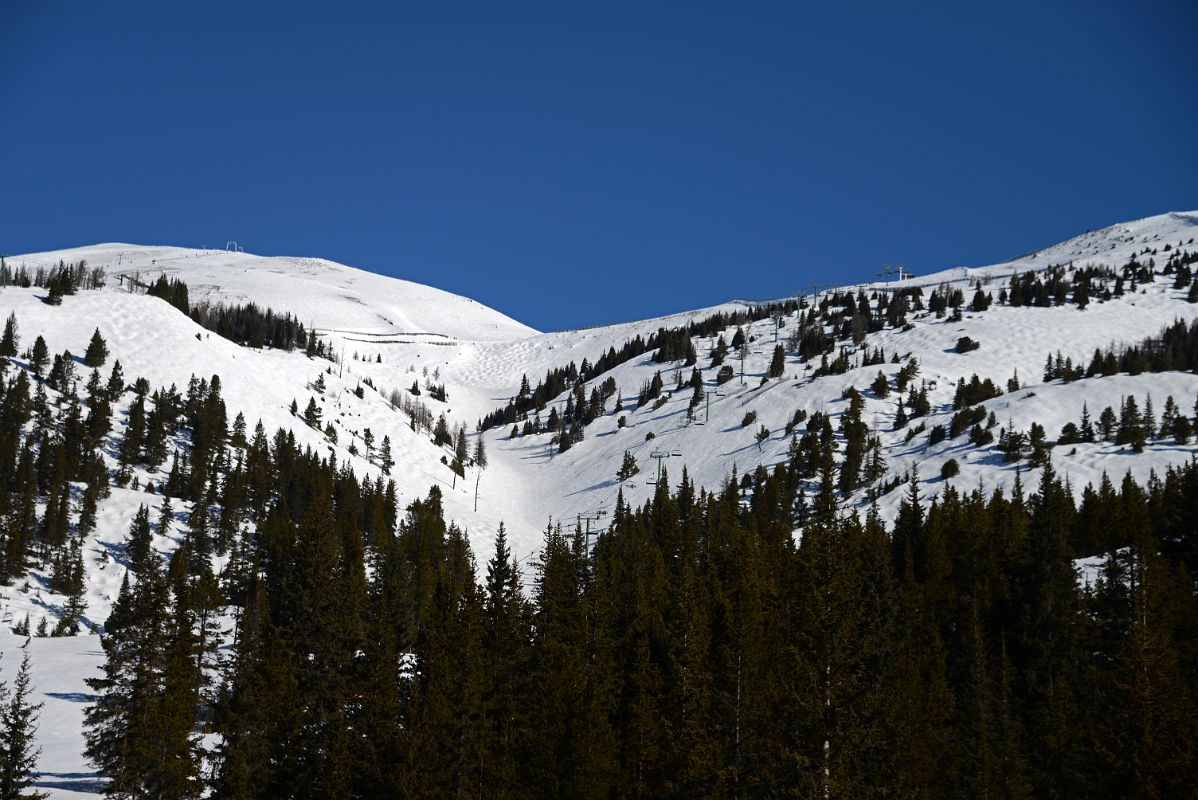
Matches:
[[699, 388, 725, 424], [808, 283, 824, 307], [576, 509, 607, 542], [648, 448, 682, 485]]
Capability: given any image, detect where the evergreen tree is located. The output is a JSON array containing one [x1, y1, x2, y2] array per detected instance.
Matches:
[[119, 395, 146, 465], [125, 506, 154, 577], [27, 337, 47, 377], [84, 563, 173, 796], [0, 642, 44, 800], [303, 396, 321, 427], [53, 538, 87, 635], [379, 435, 395, 473], [839, 389, 868, 493], [871, 370, 889, 397], [1079, 403, 1095, 443], [432, 414, 451, 448], [1017, 461, 1084, 796], [0, 314, 18, 358], [767, 344, 785, 379], [472, 433, 486, 469], [616, 450, 639, 482], [478, 524, 528, 794], [454, 426, 468, 464], [794, 501, 897, 798], [83, 328, 109, 368], [105, 360, 125, 400]]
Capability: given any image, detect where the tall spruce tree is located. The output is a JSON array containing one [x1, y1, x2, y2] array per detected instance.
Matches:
[[0, 642, 44, 800]]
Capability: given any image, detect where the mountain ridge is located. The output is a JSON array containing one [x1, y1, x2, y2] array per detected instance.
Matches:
[[3, 207, 1198, 795]]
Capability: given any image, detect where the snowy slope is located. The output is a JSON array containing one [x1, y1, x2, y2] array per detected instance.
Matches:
[[10, 243, 537, 343], [7, 212, 1198, 572], [3, 208, 1198, 796], [866, 210, 1198, 291]]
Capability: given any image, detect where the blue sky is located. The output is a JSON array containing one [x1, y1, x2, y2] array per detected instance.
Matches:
[[2, 1, 1195, 331]]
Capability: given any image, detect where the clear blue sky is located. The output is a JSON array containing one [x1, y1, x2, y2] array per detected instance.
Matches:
[[2, 1, 1195, 331]]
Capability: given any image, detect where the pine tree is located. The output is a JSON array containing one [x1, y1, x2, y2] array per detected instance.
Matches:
[[157, 496, 174, 540], [1016, 461, 1084, 796], [885, 473, 957, 796], [27, 337, 47, 377], [53, 538, 87, 635], [711, 335, 728, 367], [148, 582, 204, 799], [755, 424, 770, 450], [231, 411, 247, 448], [379, 435, 394, 473], [871, 370, 889, 397], [83, 327, 109, 368], [125, 505, 154, 577], [84, 563, 171, 795], [1173, 413, 1193, 444], [478, 524, 528, 793], [0, 313, 18, 358], [794, 501, 897, 798], [77, 484, 99, 537], [616, 450, 639, 482], [303, 396, 321, 427], [839, 389, 868, 493], [767, 344, 785, 379], [527, 522, 616, 797], [1098, 406, 1117, 441], [105, 360, 125, 400], [472, 433, 487, 468], [0, 642, 44, 800], [1079, 403, 1095, 443], [119, 395, 147, 465], [1117, 395, 1146, 451], [454, 426, 468, 464]]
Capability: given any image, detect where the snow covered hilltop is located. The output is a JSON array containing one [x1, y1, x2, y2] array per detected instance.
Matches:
[[2, 209, 1198, 797]]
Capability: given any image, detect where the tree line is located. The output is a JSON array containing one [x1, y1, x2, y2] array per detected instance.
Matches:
[[479, 301, 799, 432], [0, 257, 107, 295], [146, 274, 332, 357]]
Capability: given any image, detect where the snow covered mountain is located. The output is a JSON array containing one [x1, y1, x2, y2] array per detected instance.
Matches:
[[3, 208, 1198, 795]]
